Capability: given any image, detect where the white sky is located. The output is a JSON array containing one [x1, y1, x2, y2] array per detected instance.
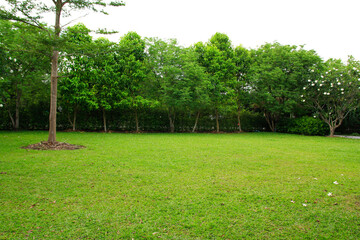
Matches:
[[59, 0, 360, 61]]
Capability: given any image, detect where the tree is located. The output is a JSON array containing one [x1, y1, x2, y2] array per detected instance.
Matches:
[[183, 47, 210, 132], [117, 32, 150, 132], [233, 45, 252, 132], [0, 20, 49, 130], [146, 38, 210, 133], [1, 0, 125, 143], [90, 37, 118, 132], [59, 23, 96, 131], [249, 42, 323, 132], [301, 57, 360, 136], [195, 33, 236, 132]]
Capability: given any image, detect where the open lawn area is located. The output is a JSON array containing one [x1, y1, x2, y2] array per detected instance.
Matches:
[[0, 131, 359, 239]]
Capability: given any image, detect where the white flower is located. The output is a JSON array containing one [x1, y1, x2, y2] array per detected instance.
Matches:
[[0, 104, 3, 108], [338, 82, 341, 85], [303, 87, 307, 90], [328, 192, 333, 196], [302, 99, 305, 102], [327, 93, 330, 95], [314, 178, 318, 180], [341, 92, 344, 94], [308, 79, 311, 82], [291, 200, 295, 203], [301, 95, 304, 97], [341, 88, 344, 91], [311, 83, 315, 86], [333, 181, 339, 184], [302, 203, 307, 207], [324, 92, 327, 95], [319, 84, 323, 86]]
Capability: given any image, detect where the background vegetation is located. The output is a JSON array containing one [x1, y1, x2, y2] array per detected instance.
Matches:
[[1, 20, 360, 136]]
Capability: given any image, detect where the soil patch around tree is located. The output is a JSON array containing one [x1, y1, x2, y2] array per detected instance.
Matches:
[[21, 141, 85, 150]]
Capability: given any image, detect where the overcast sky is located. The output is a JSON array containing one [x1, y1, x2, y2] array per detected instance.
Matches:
[[59, 0, 360, 61]]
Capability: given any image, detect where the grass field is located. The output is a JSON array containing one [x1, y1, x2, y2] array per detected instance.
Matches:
[[0, 131, 359, 239]]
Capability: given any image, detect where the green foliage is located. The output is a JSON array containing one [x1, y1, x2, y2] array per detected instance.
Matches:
[[280, 116, 328, 136], [302, 57, 360, 136], [249, 42, 323, 132]]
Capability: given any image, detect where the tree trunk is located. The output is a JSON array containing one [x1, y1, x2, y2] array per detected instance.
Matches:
[[72, 107, 77, 131], [15, 86, 21, 130], [135, 109, 140, 133], [47, 3, 62, 143], [192, 111, 200, 133], [168, 109, 175, 133], [102, 108, 107, 132], [329, 126, 335, 137], [215, 108, 220, 133], [237, 106, 242, 132], [7, 108, 15, 129], [264, 112, 276, 132]]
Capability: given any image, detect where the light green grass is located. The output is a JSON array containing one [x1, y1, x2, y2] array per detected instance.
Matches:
[[0, 131, 359, 239]]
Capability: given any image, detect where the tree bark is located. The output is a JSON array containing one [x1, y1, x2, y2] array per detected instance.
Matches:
[[264, 112, 276, 132], [47, 2, 62, 143], [135, 109, 140, 133], [72, 107, 77, 131], [237, 106, 242, 132], [7, 108, 15, 129], [192, 111, 200, 133], [168, 109, 175, 133], [329, 126, 335, 137], [15, 86, 21, 130], [102, 108, 107, 132], [215, 108, 220, 133]]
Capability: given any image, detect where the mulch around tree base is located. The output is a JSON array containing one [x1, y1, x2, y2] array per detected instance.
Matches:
[[21, 141, 85, 150]]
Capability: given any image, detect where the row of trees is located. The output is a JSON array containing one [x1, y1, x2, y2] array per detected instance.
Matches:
[[1, 20, 360, 136]]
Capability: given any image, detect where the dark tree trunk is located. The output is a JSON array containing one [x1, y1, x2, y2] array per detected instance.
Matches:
[[102, 108, 107, 132], [237, 106, 242, 132], [215, 108, 220, 133], [264, 112, 276, 132], [7, 108, 15, 129], [192, 111, 200, 133], [135, 109, 140, 133], [15, 86, 21, 130], [168, 109, 175, 133], [72, 107, 77, 131]]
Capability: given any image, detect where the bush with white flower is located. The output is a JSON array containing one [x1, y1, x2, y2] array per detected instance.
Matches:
[[301, 56, 360, 136]]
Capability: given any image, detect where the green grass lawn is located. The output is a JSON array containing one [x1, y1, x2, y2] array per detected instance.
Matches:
[[0, 131, 359, 239]]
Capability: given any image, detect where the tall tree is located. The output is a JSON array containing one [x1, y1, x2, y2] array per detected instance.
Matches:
[[233, 45, 252, 132], [249, 42, 323, 132], [146, 38, 210, 133], [1, 0, 125, 143], [59, 23, 96, 131], [195, 33, 236, 132], [91, 37, 119, 132], [117, 32, 150, 132], [302, 57, 360, 136], [0, 20, 49, 130]]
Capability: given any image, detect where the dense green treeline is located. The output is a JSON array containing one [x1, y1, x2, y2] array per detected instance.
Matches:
[[1, 21, 360, 135]]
